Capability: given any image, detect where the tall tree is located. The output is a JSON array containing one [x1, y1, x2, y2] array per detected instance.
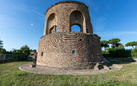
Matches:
[[20, 45, 30, 55], [0, 40, 3, 49], [108, 38, 121, 48], [111, 43, 124, 49], [13, 49, 22, 54], [100, 40, 109, 50], [125, 41, 137, 48], [0, 49, 6, 54]]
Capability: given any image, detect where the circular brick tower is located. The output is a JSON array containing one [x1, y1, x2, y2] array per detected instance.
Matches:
[[37, 1, 102, 69]]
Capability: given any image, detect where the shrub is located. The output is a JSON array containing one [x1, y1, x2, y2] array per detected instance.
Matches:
[[102, 51, 109, 57], [109, 48, 131, 58], [102, 48, 131, 58], [131, 48, 137, 58]]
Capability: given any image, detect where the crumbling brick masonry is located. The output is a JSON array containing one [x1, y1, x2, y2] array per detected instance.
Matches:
[[37, 1, 102, 69]]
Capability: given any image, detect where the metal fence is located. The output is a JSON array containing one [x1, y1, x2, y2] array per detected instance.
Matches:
[[0, 54, 27, 61]]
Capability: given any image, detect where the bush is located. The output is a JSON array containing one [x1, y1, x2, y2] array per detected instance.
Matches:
[[109, 48, 131, 58], [131, 48, 137, 58], [102, 51, 109, 57], [102, 48, 131, 58]]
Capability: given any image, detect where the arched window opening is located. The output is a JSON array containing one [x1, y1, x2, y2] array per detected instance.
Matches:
[[49, 26, 57, 34], [71, 25, 80, 32], [46, 13, 56, 35], [70, 10, 84, 32]]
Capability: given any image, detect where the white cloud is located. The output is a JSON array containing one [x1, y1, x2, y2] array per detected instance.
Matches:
[[30, 24, 34, 26]]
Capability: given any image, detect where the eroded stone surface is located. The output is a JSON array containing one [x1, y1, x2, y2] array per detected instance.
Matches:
[[37, 1, 102, 69]]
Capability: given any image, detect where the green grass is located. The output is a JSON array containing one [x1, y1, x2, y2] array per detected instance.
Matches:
[[0, 61, 137, 86]]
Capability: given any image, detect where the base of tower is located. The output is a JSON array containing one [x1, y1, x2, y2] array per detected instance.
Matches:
[[19, 62, 122, 75]]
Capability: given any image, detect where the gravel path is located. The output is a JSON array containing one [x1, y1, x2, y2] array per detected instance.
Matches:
[[19, 63, 122, 75]]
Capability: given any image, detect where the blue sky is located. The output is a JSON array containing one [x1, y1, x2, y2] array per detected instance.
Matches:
[[0, 0, 137, 51]]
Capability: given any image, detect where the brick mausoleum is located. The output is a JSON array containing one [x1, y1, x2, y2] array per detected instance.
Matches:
[[37, 1, 102, 69]]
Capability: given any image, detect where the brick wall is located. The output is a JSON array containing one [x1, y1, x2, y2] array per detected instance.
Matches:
[[37, 32, 102, 69], [37, 1, 102, 69]]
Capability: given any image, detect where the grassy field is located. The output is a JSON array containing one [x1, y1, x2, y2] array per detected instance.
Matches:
[[0, 61, 137, 86]]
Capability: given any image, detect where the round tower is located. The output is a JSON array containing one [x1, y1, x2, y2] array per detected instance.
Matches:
[[37, 1, 102, 69]]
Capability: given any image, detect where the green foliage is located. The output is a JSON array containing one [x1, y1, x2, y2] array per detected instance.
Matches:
[[100, 40, 109, 49], [118, 43, 124, 48], [102, 48, 131, 58], [102, 51, 109, 57], [131, 48, 137, 58], [108, 38, 121, 44], [111, 43, 124, 49], [13, 49, 22, 54], [0, 40, 3, 49], [108, 38, 121, 48], [0, 48, 6, 54], [109, 48, 131, 57], [20, 45, 30, 55], [125, 41, 137, 48], [31, 49, 37, 53], [105, 47, 111, 51]]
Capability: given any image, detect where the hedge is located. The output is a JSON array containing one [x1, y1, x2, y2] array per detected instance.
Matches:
[[131, 48, 137, 58], [102, 48, 131, 58]]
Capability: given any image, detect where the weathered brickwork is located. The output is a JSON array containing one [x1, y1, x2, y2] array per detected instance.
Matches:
[[37, 1, 102, 69]]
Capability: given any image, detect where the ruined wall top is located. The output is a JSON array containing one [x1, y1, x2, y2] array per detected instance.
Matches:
[[44, 1, 93, 35], [45, 1, 88, 15]]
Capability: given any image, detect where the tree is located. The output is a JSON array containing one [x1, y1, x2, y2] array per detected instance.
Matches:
[[13, 49, 22, 54], [20, 45, 30, 55], [0, 40, 3, 49], [125, 41, 137, 48], [31, 49, 37, 53], [0, 48, 6, 54], [100, 40, 109, 50], [131, 48, 137, 57], [108, 38, 121, 48], [111, 43, 124, 49]]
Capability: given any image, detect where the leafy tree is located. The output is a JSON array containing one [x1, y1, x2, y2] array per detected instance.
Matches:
[[131, 48, 137, 57], [13, 49, 22, 54], [108, 38, 121, 48], [118, 43, 124, 48], [100, 40, 109, 50], [105, 47, 111, 51], [0, 48, 6, 54], [0, 40, 3, 49], [20, 45, 30, 55], [111, 43, 124, 49], [125, 41, 137, 48], [31, 49, 37, 53]]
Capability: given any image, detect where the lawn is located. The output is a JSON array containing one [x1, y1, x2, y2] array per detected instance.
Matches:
[[0, 61, 137, 86]]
